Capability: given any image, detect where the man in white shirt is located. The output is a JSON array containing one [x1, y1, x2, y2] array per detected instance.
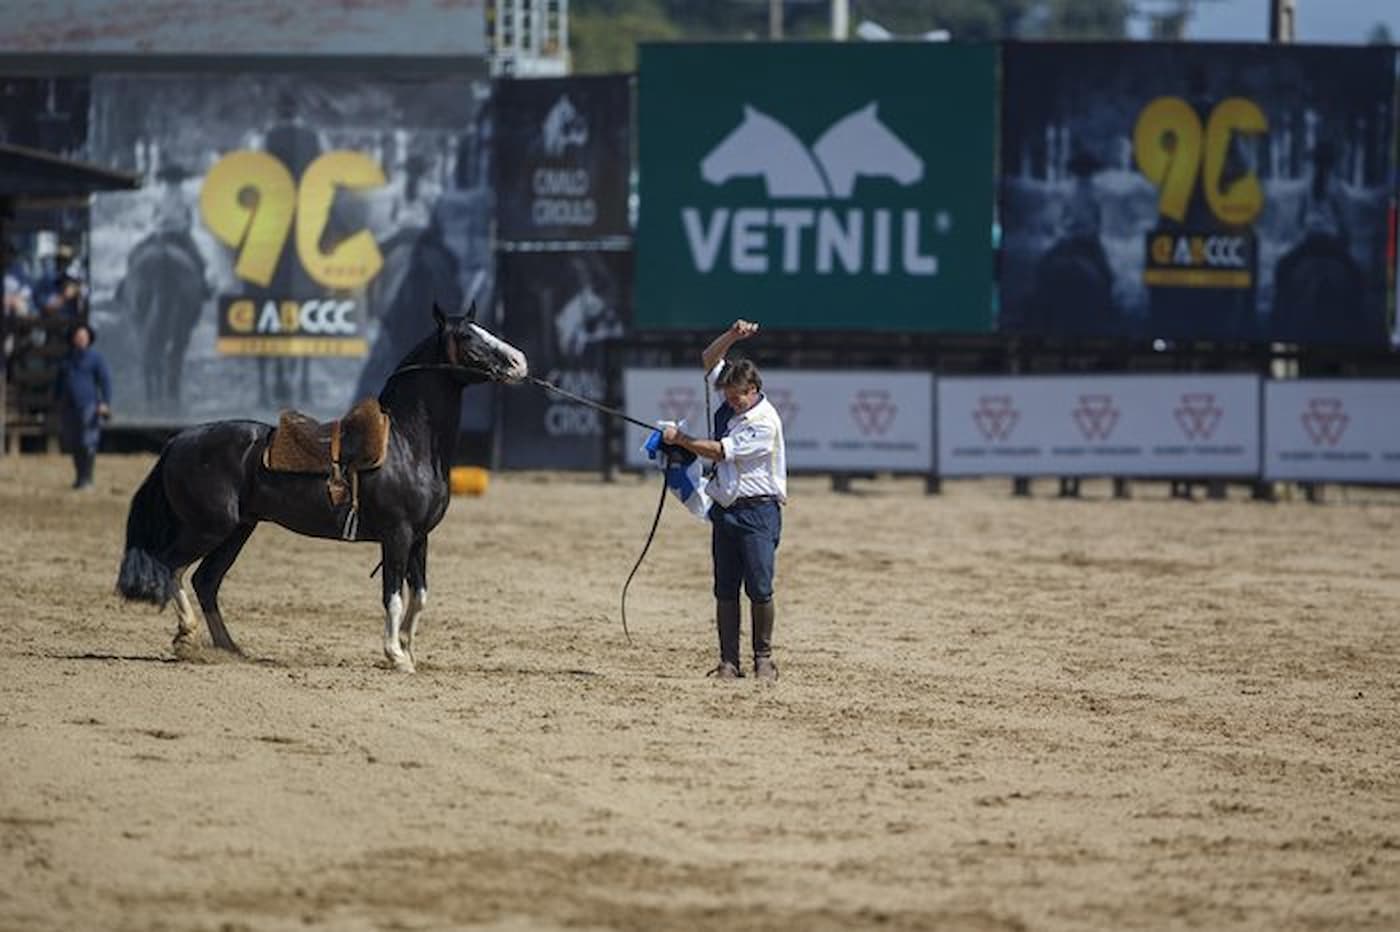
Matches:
[[663, 319, 786, 680]]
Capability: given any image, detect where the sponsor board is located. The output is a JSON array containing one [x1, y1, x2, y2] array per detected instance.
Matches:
[[637, 42, 995, 332], [1000, 42, 1396, 347], [938, 375, 1260, 476], [87, 71, 493, 425], [622, 369, 933, 472], [499, 250, 632, 469], [1263, 380, 1400, 483], [494, 75, 632, 242]]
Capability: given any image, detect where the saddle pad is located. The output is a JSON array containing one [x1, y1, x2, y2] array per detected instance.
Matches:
[[262, 401, 391, 474]]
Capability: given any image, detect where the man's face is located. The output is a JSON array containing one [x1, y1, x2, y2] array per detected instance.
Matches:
[[722, 381, 759, 414]]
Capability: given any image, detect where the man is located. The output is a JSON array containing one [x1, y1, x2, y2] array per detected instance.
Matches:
[[663, 319, 787, 681], [54, 322, 112, 490]]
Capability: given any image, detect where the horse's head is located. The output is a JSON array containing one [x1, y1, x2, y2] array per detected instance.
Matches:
[[813, 102, 924, 197], [701, 104, 829, 197], [543, 94, 588, 157], [435, 301, 529, 384]]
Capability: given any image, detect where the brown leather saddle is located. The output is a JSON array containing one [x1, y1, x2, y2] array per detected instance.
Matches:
[[262, 398, 391, 538]]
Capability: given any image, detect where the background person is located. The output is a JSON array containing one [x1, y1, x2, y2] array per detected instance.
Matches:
[[662, 319, 786, 681], [53, 322, 112, 490]]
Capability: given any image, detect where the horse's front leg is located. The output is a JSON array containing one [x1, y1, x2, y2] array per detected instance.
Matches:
[[380, 532, 415, 673], [400, 537, 428, 666]]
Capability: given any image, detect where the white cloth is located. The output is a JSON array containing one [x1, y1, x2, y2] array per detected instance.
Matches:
[[708, 360, 787, 508]]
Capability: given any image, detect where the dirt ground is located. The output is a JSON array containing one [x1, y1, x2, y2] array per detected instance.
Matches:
[[1, 452, 1397, 931]]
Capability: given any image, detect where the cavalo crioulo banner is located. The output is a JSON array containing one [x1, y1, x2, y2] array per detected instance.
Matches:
[[636, 42, 997, 333], [999, 42, 1397, 348], [88, 71, 495, 426]]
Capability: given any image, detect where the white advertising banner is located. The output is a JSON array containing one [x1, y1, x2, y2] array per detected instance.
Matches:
[[1263, 380, 1400, 483], [622, 369, 934, 472], [938, 375, 1261, 477]]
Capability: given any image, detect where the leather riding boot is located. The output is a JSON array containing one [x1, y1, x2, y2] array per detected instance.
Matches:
[[714, 599, 742, 678], [751, 598, 777, 681]]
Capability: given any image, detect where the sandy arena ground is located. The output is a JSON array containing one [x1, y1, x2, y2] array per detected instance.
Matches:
[[1, 452, 1398, 930]]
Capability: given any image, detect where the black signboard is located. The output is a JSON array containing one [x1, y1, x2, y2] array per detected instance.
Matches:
[[494, 74, 632, 243]]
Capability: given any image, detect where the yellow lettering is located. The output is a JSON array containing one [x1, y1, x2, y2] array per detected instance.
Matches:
[[199, 151, 296, 287], [296, 151, 386, 290], [227, 299, 254, 333], [1203, 97, 1267, 226], [1133, 97, 1202, 224]]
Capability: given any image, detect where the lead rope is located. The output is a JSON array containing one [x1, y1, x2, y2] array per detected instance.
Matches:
[[530, 376, 673, 646], [618, 474, 669, 646]]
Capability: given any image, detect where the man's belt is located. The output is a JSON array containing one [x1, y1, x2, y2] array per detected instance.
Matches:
[[725, 494, 782, 508]]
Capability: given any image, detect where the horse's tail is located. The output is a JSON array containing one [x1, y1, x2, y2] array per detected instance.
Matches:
[[117, 449, 180, 608]]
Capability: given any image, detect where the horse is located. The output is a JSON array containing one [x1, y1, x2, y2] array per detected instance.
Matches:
[[542, 93, 588, 157], [811, 101, 924, 197], [701, 104, 829, 197], [116, 302, 528, 672], [119, 234, 207, 406]]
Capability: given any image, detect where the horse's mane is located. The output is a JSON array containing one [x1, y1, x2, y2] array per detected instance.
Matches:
[[377, 330, 445, 406]]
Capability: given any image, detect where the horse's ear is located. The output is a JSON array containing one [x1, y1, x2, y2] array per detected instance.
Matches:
[[465, 300, 478, 324], [432, 302, 446, 330]]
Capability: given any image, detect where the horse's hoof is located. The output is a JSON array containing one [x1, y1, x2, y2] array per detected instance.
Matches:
[[384, 650, 416, 673]]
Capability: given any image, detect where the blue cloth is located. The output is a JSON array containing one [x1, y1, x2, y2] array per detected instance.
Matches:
[[710, 498, 781, 602], [644, 427, 711, 519], [55, 347, 112, 452]]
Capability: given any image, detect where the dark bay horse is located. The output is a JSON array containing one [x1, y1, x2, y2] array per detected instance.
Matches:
[[116, 303, 528, 671]]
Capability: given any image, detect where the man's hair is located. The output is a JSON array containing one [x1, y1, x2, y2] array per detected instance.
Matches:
[[716, 358, 761, 393]]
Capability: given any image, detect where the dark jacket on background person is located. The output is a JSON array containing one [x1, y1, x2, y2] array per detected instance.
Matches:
[[55, 344, 112, 452]]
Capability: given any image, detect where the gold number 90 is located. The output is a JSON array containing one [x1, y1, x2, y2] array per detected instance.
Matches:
[[1133, 95, 1267, 226], [200, 150, 386, 290]]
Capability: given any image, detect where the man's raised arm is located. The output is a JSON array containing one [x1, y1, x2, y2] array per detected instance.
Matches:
[[701, 319, 759, 373]]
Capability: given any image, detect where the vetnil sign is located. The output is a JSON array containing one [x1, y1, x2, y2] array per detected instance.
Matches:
[[637, 42, 995, 332]]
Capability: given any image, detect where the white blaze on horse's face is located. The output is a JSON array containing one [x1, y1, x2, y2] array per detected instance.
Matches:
[[468, 323, 529, 383]]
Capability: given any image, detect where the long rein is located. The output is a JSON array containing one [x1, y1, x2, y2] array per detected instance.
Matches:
[[382, 364, 679, 645], [529, 376, 677, 647]]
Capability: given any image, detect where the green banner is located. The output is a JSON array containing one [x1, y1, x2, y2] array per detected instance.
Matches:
[[636, 42, 996, 333]]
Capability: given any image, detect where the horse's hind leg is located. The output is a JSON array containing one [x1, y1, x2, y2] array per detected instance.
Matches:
[[171, 568, 200, 648], [400, 537, 428, 665], [191, 524, 256, 653]]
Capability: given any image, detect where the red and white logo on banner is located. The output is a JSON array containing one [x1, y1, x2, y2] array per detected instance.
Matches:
[[1073, 394, 1119, 441], [1301, 398, 1349, 447], [850, 389, 896, 436], [659, 387, 703, 428], [765, 387, 799, 430], [972, 394, 1018, 441], [1174, 392, 1222, 440]]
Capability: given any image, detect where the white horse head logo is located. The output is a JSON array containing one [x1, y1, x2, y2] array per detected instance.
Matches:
[[701, 105, 829, 197], [542, 94, 589, 157], [699, 102, 924, 199]]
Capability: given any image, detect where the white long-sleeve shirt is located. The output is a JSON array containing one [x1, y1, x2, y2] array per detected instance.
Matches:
[[707, 361, 787, 508]]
